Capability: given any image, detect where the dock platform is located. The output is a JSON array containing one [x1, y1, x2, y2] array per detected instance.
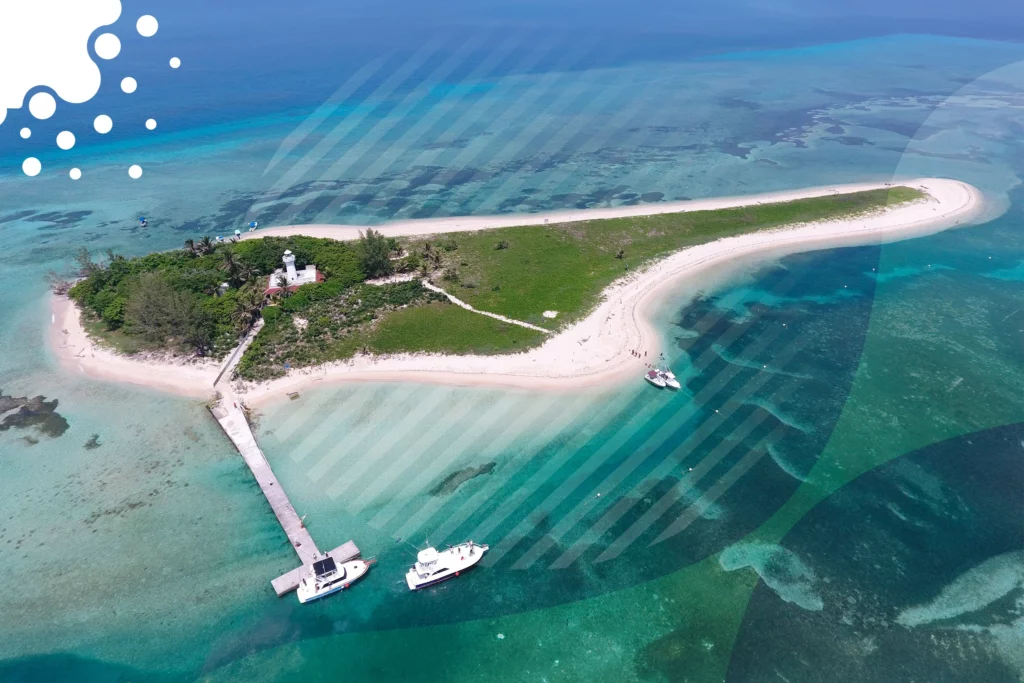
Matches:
[[271, 540, 361, 596]]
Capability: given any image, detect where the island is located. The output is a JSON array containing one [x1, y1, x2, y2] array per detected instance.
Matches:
[[50, 178, 982, 404], [46, 177, 983, 596]]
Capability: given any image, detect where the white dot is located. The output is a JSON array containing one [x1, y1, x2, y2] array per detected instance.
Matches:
[[136, 15, 159, 37], [22, 157, 41, 177], [95, 33, 121, 60], [70, 168, 82, 180], [28, 92, 56, 120], [169, 57, 181, 69], [128, 164, 143, 179], [56, 131, 76, 150], [121, 77, 138, 94], [20, 127, 31, 139], [94, 114, 113, 134], [145, 118, 157, 130]]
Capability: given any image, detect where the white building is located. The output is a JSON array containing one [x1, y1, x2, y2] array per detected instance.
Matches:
[[265, 250, 322, 295]]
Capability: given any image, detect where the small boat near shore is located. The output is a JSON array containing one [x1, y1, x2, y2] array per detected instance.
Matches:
[[406, 541, 488, 590], [297, 556, 374, 603], [645, 369, 667, 388], [658, 368, 681, 390]]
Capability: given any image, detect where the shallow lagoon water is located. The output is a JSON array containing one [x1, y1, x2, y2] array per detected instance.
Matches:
[[0, 24, 1022, 683]]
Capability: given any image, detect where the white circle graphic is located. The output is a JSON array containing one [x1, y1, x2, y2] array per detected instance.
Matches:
[[70, 168, 82, 180], [169, 57, 181, 69], [137, 15, 159, 37], [145, 118, 157, 130], [20, 127, 31, 139], [29, 92, 56, 119], [23, 157, 41, 176], [121, 77, 137, 94], [56, 131, 76, 150], [94, 114, 113, 133], [128, 164, 143, 179], [95, 33, 121, 60]]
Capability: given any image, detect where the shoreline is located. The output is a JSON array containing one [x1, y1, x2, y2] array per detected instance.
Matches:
[[242, 178, 950, 242], [49, 296, 220, 400], [49, 178, 985, 405]]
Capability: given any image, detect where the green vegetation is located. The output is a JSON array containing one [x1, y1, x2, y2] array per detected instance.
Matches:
[[68, 236, 366, 357], [65, 186, 922, 375], [369, 302, 547, 356], [235, 281, 444, 381], [402, 186, 923, 328], [360, 228, 395, 279]]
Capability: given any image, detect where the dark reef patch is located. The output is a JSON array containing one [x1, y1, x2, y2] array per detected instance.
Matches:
[[0, 391, 69, 439], [0, 209, 36, 224], [429, 462, 496, 496]]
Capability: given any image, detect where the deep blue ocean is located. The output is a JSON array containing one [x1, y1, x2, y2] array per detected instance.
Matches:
[[0, 2, 1022, 681]]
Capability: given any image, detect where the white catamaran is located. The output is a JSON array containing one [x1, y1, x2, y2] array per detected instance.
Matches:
[[406, 541, 489, 591], [658, 367, 681, 389], [297, 556, 374, 604]]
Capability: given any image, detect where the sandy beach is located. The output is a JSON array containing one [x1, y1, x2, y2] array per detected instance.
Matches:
[[50, 178, 984, 404], [49, 295, 220, 399]]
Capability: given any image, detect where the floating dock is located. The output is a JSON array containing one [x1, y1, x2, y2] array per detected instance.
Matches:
[[209, 398, 359, 596]]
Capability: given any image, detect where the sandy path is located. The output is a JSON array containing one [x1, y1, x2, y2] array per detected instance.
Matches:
[[420, 280, 553, 334], [49, 178, 985, 405]]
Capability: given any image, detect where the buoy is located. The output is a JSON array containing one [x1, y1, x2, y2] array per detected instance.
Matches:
[[456, 571, 460, 576]]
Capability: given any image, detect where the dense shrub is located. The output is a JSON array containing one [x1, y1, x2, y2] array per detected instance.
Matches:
[[67, 236, 367, 359], [359, 228, 393, 279], [261, 306, 283, 324], [232, 236, 364, 285], [233, 281, 440, 380]]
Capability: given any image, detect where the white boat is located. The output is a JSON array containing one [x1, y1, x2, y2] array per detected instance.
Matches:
[[645, 369, 667, 388], [658, 368, 681, 390], [406, 541, 489, 591], [297, 556, 373, 604]]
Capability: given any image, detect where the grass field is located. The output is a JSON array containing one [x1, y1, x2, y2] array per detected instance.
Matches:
[[369, 302, 547, 356], [403, 187, 922, 329], [233, 186, 922, 376]]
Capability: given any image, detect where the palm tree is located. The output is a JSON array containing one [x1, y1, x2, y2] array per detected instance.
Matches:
[[274, 274, 291, 299], [422, 242, 443, 270], [231, 283, 265, 333], [183, 239, 197, 257], [237, 260, 258, 286], [198, 236, 215, 255], [219, 249, 241, 285]]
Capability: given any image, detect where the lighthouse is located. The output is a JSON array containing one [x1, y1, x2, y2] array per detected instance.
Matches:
[[283, 250, 298, 281], [265, 249, 324, 295]]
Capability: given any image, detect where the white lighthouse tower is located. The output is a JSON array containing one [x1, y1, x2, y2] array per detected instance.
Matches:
[[265, 249, 322, 295], [283, 250, 298, 282]]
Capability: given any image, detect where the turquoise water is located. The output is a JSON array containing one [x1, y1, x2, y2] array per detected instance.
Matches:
[[1, 24, 1023, 683]]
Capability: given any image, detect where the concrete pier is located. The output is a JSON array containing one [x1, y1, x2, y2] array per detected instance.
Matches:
[[210, 323, 360, 597], [210, 401, 320, 564]]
